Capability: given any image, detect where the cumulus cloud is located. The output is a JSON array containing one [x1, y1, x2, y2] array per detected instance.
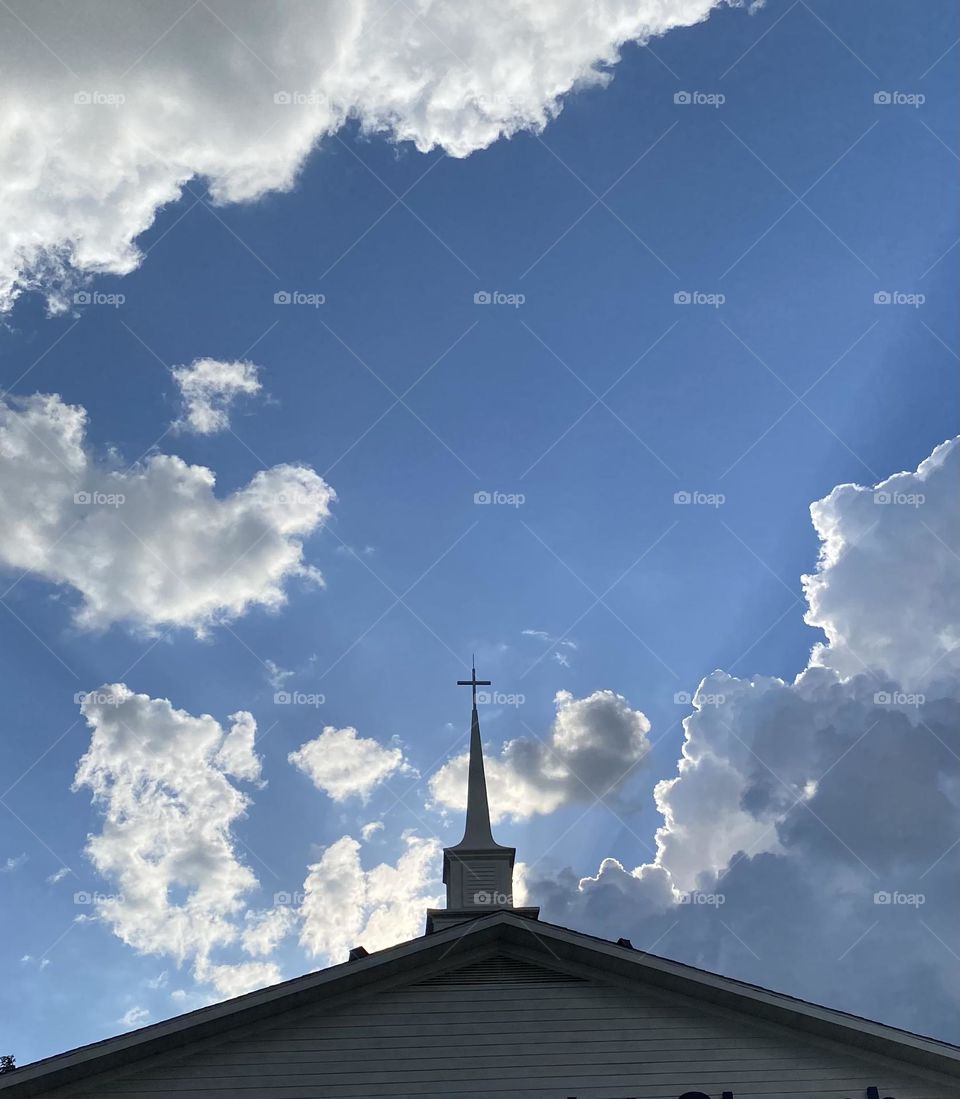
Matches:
[[526, 439, 960, 1041], [195, 959, 284, 1000], [804, 439, 960, 691], [289, 726, 408, 802], [214, 710, 262, 783], [240, 907, 296, 959], [73, 685, 264, 984], [430, 689, 651, 821], [0, 392, 334, 634], [298, 833, 442, 963], [0, 0, 733, 311], [172, 358, 262, 435]]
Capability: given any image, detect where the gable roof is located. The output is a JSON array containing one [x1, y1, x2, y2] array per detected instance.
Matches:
[[4, 910, 959, 1095]]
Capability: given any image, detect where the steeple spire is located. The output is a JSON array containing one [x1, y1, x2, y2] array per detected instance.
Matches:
[[425, 663, 540, 934], [455, 659, 496, 848]]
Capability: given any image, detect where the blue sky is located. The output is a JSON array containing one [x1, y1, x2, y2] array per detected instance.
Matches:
[[0, 0, 958, 1062]]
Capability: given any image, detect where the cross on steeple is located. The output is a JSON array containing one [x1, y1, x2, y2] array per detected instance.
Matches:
[[457, 657, 490, 708]]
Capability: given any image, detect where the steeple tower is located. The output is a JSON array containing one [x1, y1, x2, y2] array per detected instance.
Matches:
[[425, 663, 540, 934]]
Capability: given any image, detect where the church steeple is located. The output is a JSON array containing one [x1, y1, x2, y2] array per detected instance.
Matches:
[[452, 661, 499, 849], [425, 663, 540, 934]]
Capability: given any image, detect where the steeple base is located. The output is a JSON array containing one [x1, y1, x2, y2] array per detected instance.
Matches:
[[425, 906, 540, 935]]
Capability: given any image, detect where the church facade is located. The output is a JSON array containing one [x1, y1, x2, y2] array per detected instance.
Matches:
[[4, 680, 959, 1098]]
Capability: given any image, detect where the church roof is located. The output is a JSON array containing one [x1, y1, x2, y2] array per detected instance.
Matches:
[[3, 910, 960, 1095]]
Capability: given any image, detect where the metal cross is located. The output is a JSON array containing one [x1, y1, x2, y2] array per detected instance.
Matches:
[[457, 657, 491, 707]]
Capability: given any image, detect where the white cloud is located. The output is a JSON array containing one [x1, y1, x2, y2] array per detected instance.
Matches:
[[361, 821, 385, 842], [0, 1, 732, 312], [20, 955, 51, 970], [523, 628, 578, 667], [118, 1006, 150, 1029], [240, 907, 296, 958], [1, 853, 27, 873], [214, 711, 261, 783], [194, 959, 284, 1000], [172, 358, 262, 435], [523, 629, 576, 648], [335, 544, 376, 558], [526, 439, 960, 1041], [46, 866, 71, 884], [804, 439, 960, 692], [289, 726, 407, 802], [264, 659, 293, 690], [430, 689, 651, 821], [0, 392, 335, 634], [298, 833, 442, 964], [73, 684, 263, 981]]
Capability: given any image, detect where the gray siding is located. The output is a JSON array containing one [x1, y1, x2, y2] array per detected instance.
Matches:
[[55, 958, 958, 1098]]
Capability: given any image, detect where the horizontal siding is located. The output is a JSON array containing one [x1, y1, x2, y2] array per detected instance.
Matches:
[[202, 1037, 811, 1056], [67, 1081, 959, 1098], [84, 1057, 858, 1080], [193, 1042, 828, 1065], [60, 958, 956, 1098]]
